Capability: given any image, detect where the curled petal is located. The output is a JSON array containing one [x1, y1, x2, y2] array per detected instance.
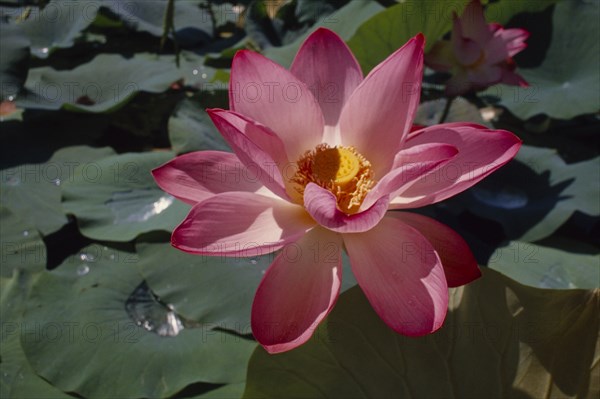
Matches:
[[291, 28, 363, 127], [207, 109, 290, 201], [344, 215, 448, 336], [361, 143, 458, 210], [172, 192, 315, 257], [229, 50, 324, 161], [391, 123, 521, 209], [304, 183, 389, 233], [252, 227, 342, 353], [152, 151, 262, 205], [389, 212, 481, 287]]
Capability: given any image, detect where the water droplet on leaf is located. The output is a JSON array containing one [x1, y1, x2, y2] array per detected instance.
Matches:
[[80, 253, 95, 262], [77, 264, 90, 276], [105, 190, 174, 224], [125, 282, 197, 337]]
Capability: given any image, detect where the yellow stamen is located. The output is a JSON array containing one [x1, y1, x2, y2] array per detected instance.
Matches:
[[290, 144, 375, 214], [312, 147, 360, 186]]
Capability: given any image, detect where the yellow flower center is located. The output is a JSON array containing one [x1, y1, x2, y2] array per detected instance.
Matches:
[[312, 147, 360, 186], [290, 144, 375, 214]]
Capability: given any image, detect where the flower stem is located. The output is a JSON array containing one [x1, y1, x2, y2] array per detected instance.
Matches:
[[439, 96, 455, 124], [161, 0, 180, 67]]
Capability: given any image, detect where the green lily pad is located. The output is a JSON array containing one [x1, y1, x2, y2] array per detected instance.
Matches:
[[18, 53, 181, 112], [484, 0, 560, 25], [1, 0, 97, 59], [103, 0, 212, 43], [1, 271, 38, 344], [1, 146, 116, 236], [244, 0, 340, 50], [484, 0, 600, 119], [347, 0, 470, 73], [414, 97, 492, 127], [1, 270, 75, 399], [243, 268, 599, 398], [62, 151, 190, 241], [488, 241, 599, 289], [20, 245, 257, 399], [0, 22, 30, 100], [178, 51, 220, 88], [136, 241, 358, 336], [451, 145, 599, 242], [168, 97, 230, 155], [262, 0, 385, 68], [0, 207, 46, 277]]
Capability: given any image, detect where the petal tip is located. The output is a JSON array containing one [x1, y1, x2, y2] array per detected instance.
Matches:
[[150, 165, 161, 178], [312, 26, 338, 37], [414, 32, 426, 48]]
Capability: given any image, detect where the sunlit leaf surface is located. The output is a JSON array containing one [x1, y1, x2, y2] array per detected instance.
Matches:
[[20, 245, 256, 399], [488, 241, 599, 289], [348, 0, 470, 73], [62, 151, 190, 241], [243, 269, 599, 399]]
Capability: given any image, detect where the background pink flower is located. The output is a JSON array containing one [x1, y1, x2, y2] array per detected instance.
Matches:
[[425, 0, 529, 96], [153, 28, 521, 353]]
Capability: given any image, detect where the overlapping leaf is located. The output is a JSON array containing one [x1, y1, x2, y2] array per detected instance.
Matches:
[[262, 0, 385, 68], [18, 53, 181, 112], [1, 0, 98, 59], [62, 151, 190, 241], [484, 0, 561, 25], [348, 0, 470, 73], [0, 21, 29, 100], [20, 245, 257, 399], [414, 97, 492, 127], [449, 145, 599, 241], [243, 268, 599, 398], [0, 270, 75, 399], [102, 0, 212, 45], [168, 97, 230, 155], [0, 207, 46, 277], [1, 146, 116, 236], [485, 0, 600, 119], [488, 241, 599, 289]]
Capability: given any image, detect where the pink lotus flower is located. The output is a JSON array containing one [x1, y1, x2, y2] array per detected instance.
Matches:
[[153, 28, 521, 353], [425, 0, 529, 96]]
